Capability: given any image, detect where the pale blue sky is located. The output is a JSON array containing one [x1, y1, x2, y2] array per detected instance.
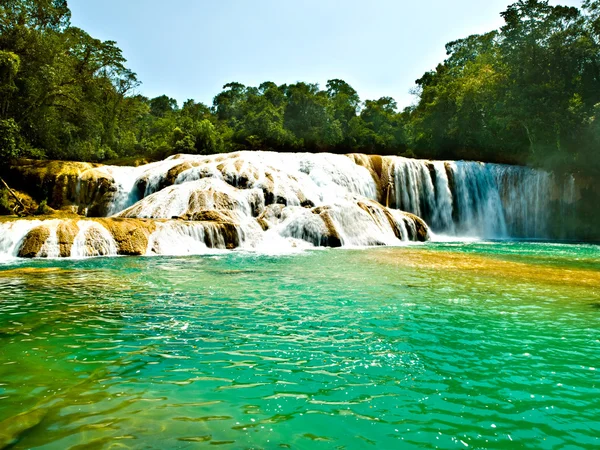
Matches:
[[69, 0, 582, 109]]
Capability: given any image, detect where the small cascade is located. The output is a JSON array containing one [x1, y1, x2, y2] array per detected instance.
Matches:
[[448, 162, 508, 237], [118, 178, 263, 221], [104, 151, 378, 215], [392, 157, 437, 219], [71, 221, 119, 258], [0, 220, 42, 260], [101, 166, 144, 215], [430, 162, 454, 232], [146, 221, 238, 255], [490, 165, 549, 238], [37, 220, 61, 258], [326, 201, 402, 247]]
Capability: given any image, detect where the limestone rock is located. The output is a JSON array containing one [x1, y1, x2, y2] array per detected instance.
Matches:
[[97, 218, 156, 256], [57, 220, 80, 257], [0, 159, 115, 216], [17, 226, 50, 258]]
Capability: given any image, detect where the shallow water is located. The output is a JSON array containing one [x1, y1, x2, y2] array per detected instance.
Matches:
[[0, 242, 599, 449]]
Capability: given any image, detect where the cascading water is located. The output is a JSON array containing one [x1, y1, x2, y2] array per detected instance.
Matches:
[[0, 220, 43, 260], [70, 221, 119, 258], [0, 151, 578, 259], [387, 156, 575, 239], [36, 220, 61, 258]]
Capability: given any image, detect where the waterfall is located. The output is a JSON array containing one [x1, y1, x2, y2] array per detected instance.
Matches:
[[0, 151, 580, 259], [388, 157, 573, 239], [37, 220, 61, 258], [70, 221, 119, 258], [146, 221, 242, 255], [101, 166, 144, 215], [430, 162, 454, 233], [0, 220, 42, 260]]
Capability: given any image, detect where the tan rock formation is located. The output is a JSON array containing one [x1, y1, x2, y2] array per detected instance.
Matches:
[[57, 220, 80, 257], [96, 218, 156, 256], [1, 159, 116, 216], [316, 208, 343, 247], [17, 225, 50, 258]]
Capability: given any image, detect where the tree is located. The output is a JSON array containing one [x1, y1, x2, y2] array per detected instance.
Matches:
[[213, 82, 246, 123], [326, 79, 360, 143], [283, 82, 342, 150], [150, 95, 177, 118]]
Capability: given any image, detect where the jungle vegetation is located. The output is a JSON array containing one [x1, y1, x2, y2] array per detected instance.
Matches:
[[1, 0, 599, 176]]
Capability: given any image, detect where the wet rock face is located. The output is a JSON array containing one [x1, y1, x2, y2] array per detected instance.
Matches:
[[17, 226, 51, 258], [1, 160, 116, 216], [97, 218, 156, 256], [403, 213, 430, 242], [76, 170, 117, 217], [316, 209, 343, 248], [57, 221, 80, 257]]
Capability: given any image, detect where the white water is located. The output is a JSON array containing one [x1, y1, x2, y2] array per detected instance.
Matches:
[[0, 151, 578, 259], [388, 157, 575, 238], [0, 220, 42, 260], [70, 221, 119, 258], [146, 222, 235, 256], [37, 220, 61, 258]]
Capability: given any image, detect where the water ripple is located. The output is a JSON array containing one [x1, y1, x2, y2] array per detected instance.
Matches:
[[0, 244, 598, 449]]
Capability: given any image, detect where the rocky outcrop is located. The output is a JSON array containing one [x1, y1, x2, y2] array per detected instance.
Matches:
[[313, 207, 343, 247], [56, 220, 79, 257], [1, 159, 116, 216], [403, 212, 430, 242], [96, 218, 156, 256], [3, 217, 246, 258], [75, 169, 117, 216], [17, 225, 51, 258]]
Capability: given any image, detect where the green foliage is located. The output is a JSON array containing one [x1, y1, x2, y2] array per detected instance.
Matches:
[[190, 120, 215, 154], [0, 50, 19, 82], [0, 118, 21, 160], [0, 189, 11, 215], [150, 95, 177, 118], [35, 199, 49, 215], [0, 0, 598, 177], [409, 0, 600, 173]]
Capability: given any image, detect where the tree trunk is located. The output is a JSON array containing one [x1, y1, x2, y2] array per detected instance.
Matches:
[[0, 176, 26, 214]]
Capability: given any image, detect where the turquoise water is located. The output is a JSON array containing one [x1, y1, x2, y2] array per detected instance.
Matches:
[[0, 242, 599, 449]]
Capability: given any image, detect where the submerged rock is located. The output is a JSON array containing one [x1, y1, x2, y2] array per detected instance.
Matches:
[[0, 408, 47, 448]]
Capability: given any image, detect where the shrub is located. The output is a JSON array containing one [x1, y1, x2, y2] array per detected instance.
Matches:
[[0, 189, 11, 215], [35, 199, 49, 215]]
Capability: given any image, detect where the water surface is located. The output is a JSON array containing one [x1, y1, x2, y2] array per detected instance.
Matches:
[[0, 242, 599, 449]]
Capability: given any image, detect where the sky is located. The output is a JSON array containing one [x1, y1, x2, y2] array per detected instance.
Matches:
[[68, 0, 583, 110]]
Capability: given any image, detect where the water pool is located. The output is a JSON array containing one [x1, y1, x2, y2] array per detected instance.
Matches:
[[0, 242, 599, 449]]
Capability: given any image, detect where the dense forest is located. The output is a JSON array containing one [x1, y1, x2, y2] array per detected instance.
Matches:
[[1, 0, 599, 176]]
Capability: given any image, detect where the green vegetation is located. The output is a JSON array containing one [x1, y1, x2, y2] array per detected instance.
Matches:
[[1, 0, 599, 175], [0, 188, 11, 215]]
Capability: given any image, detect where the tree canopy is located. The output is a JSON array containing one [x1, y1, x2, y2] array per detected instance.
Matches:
[[1, 0, 599, 176]]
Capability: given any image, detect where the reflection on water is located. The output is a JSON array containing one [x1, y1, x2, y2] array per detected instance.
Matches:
[[0, 242, 599, 449]]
